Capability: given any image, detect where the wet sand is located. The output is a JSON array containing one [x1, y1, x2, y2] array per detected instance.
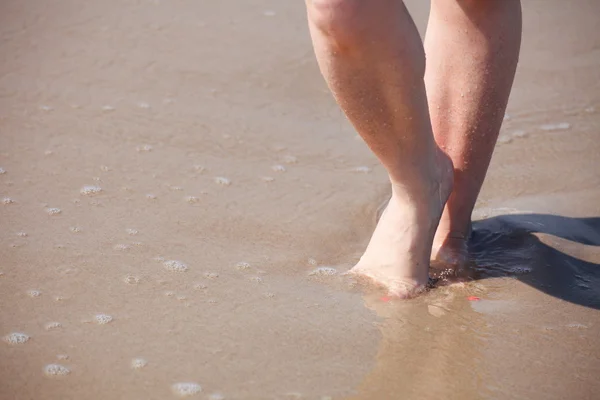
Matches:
[[1, 0, 599, 399]]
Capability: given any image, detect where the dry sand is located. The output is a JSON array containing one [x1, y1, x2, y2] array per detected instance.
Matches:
[[1, 0, 599, 399]]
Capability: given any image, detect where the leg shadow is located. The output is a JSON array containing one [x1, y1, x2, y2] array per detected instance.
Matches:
[[468, 213, 600, 309]]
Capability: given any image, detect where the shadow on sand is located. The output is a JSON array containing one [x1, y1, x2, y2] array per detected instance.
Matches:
[[468, 213, 600, 309]]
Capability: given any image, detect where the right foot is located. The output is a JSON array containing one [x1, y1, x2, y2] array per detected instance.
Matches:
[[350, 151, 454, 298]]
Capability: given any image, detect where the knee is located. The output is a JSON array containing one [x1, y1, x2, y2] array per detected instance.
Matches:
[[307, 0, 368, 49]]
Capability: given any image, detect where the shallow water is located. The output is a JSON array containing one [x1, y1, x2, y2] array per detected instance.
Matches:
[[1, 0, 600, 399]]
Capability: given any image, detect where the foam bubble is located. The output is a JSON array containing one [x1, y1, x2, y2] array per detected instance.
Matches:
[[307, 258, 318, 266], [214, 177, 231, 186], [27, 290, 41, 297], [185, 196, 200, 204], [44, 150, 54, 156], [194, 283, 208, 290], [566, 322, 588, 329], [309, 267, 338, 276], [114, 244, 131, 251], [40, 105, 53, 112], [80, 185, 102, 196], [3, 197, 15, 205], [46, 207, 61, 215], [170, 186, 184, 191], [208, 393, 225, 400], [131, 358, 148, 369], [137, 102, 150, 109], [261, 176, 275, 182], [352, 166, 371, 173], [263, 10, 276, 17], [125, 228, 139, 236], [136, 144, 153, 152], [172, 383, 202, 397], [203, 272, 219, 279], [249, 277, 263, 283], [57, 354, 69, 360], [164, 260, 189, 272], [512, 130, 527, 138], [235, 262, 251, 270], [102, 105, 115, 111], [281, 155, 298, 164], [540, 122, 571, 131], [124, 275, 141, 284], [16, 232, 27, 237], [263, 292, 275, 298], [497, 135, 512, 144], [44, 364, 70, 377], [0, 167, 6, 174], [94, 314, 113, 325], [193, 165, 206, 173], [146, 193, 157, 200], [4, 332, 30, 344], [165, 291, 175, 297], [271, 164, 286, 172]]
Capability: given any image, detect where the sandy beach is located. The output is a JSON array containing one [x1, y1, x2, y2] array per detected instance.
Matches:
[[1, 0, 599, 399]]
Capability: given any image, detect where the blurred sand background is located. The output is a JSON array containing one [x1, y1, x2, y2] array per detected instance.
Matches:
[[1, 0, 599, 399]]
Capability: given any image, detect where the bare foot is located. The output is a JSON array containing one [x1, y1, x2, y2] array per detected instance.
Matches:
[[430, 217, 472, 281], [350, 151, 454, 298]]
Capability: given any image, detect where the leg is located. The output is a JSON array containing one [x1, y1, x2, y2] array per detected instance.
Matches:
[[305, 0, 453, 297], [425, 0, 522, 267]]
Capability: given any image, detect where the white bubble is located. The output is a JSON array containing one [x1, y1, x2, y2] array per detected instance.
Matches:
[[27, 290, 41, 297], [193, 283, 208, 290], [164, 260, 189, 272], [497, 135, 512, 144], [208, 393, 225, 400], [57, 354, 69, 360], [271, 164, 286, 172], [214, 177, 231, 186], [263, 10, 276, 17], [137, 102, 150, 109], [114, 244, 131, 251], [281, 155, 298, 164], [176, 295, 187, 301], [94, 314, 113, 325], [4, 332, 30, 344], [165, 291, 175, 297], [512, 130, 527, 138], [80, 185, 102, 196], [193, 165, 206, 173], [249, 277, 263, 283], [102, 105, 115, 111], [309, 267, 338, 276], [352, 166, 371, 173], [540, 122, 571, 131], [100, 165, 110, 172], [136, 144, 153, 152], [203, 272, 219, 279], [235, 262, 251, 270], [185, 196, 200, 204], [44, 364, 70, 377], [585, 106, 595, 113], [263, 292, 276, 298], [69, 226, 81, 233], [39, 105, 53, 112], [44, 150, 54, 156], [3, 197, 15, 205], [503, 113, 511, 121], [261, 176, 275, 182], [0, 167, 6, 174], [124, 275, 141, 284], [146, 193, 157, 200], [307, 258, 318, 266], [46, 207, 61, 215], [131, 358, 148, 369], [16, 232, 27, 237], [172, 382, 202, 397]]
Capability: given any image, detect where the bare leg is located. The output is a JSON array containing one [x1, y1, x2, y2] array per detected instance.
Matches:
[[425, 0, 522, 268], [305, 0, 453, 297]]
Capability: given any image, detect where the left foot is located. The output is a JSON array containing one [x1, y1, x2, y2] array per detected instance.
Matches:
[[350, 151, 454, 298]]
